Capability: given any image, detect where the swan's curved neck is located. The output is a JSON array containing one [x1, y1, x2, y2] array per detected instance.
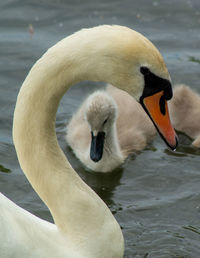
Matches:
[[13, 28, 125, 251]]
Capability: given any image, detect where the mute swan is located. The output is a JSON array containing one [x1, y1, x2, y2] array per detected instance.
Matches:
[[0, 25, 177, 257], [169, 84, 200, 147], [66, 85, 156, 172]]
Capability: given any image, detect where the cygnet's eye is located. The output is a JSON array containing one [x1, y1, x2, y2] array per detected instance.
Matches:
[[140, 66, 150, 76], [103, 118, 108, 126]]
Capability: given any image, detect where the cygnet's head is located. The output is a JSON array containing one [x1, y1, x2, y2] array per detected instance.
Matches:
[[86, 91, 117, 132], [85, 91, 117, 162]]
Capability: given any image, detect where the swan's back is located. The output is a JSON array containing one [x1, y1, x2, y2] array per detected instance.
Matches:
[[0, 193, 81, 258]]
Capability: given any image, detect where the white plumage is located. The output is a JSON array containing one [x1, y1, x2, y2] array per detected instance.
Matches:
[[0, 25, 175, 257]]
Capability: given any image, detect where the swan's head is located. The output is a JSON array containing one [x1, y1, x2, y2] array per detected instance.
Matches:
[[85, 91, 117, 162], [46, 25, 177, 150], [75, 25, 178, 150]]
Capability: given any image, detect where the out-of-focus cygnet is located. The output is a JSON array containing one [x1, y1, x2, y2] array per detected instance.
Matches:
[[169, 84, 200, 147], [66, 85, 156, 172]]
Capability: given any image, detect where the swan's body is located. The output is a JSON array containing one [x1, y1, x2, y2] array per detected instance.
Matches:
[[169, 84, 200, 147], [0, 194, 76, 258], [0, 25, 177, 257], [66, 85, 156, 172]]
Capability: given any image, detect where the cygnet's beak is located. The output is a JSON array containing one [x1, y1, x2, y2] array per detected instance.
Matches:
[[90, 131, 105, 162], [141, 91, 178, 150]]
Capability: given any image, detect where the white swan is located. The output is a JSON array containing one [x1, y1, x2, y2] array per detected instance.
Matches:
[[169, 84, 200, 147], [66, 85, 156, 172], [0, 25, 177, 257]]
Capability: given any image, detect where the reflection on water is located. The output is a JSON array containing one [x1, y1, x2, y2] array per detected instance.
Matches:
[[0, 164, 11, 173], [189, 56, 200, 64], [183, 225, 200, 236], [165, 132, 200, 157], [66, 143, 125, 210], [1, 0, 200, 257]]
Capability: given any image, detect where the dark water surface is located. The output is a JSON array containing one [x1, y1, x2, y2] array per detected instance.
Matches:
[[1, 0, 200, 257]]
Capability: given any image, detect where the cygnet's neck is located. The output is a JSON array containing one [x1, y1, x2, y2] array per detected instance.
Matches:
[[103, 124, 124, 165]]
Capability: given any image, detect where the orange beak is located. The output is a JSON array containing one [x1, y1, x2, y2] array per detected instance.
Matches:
[[142, 91, 178, 150]]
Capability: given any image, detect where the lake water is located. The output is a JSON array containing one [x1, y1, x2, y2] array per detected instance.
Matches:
[[0, 0, 200, 257]]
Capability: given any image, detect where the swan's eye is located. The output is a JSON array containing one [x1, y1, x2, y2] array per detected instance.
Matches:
[[103, 118, 108, 126], [140, 66, 150, 76]]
